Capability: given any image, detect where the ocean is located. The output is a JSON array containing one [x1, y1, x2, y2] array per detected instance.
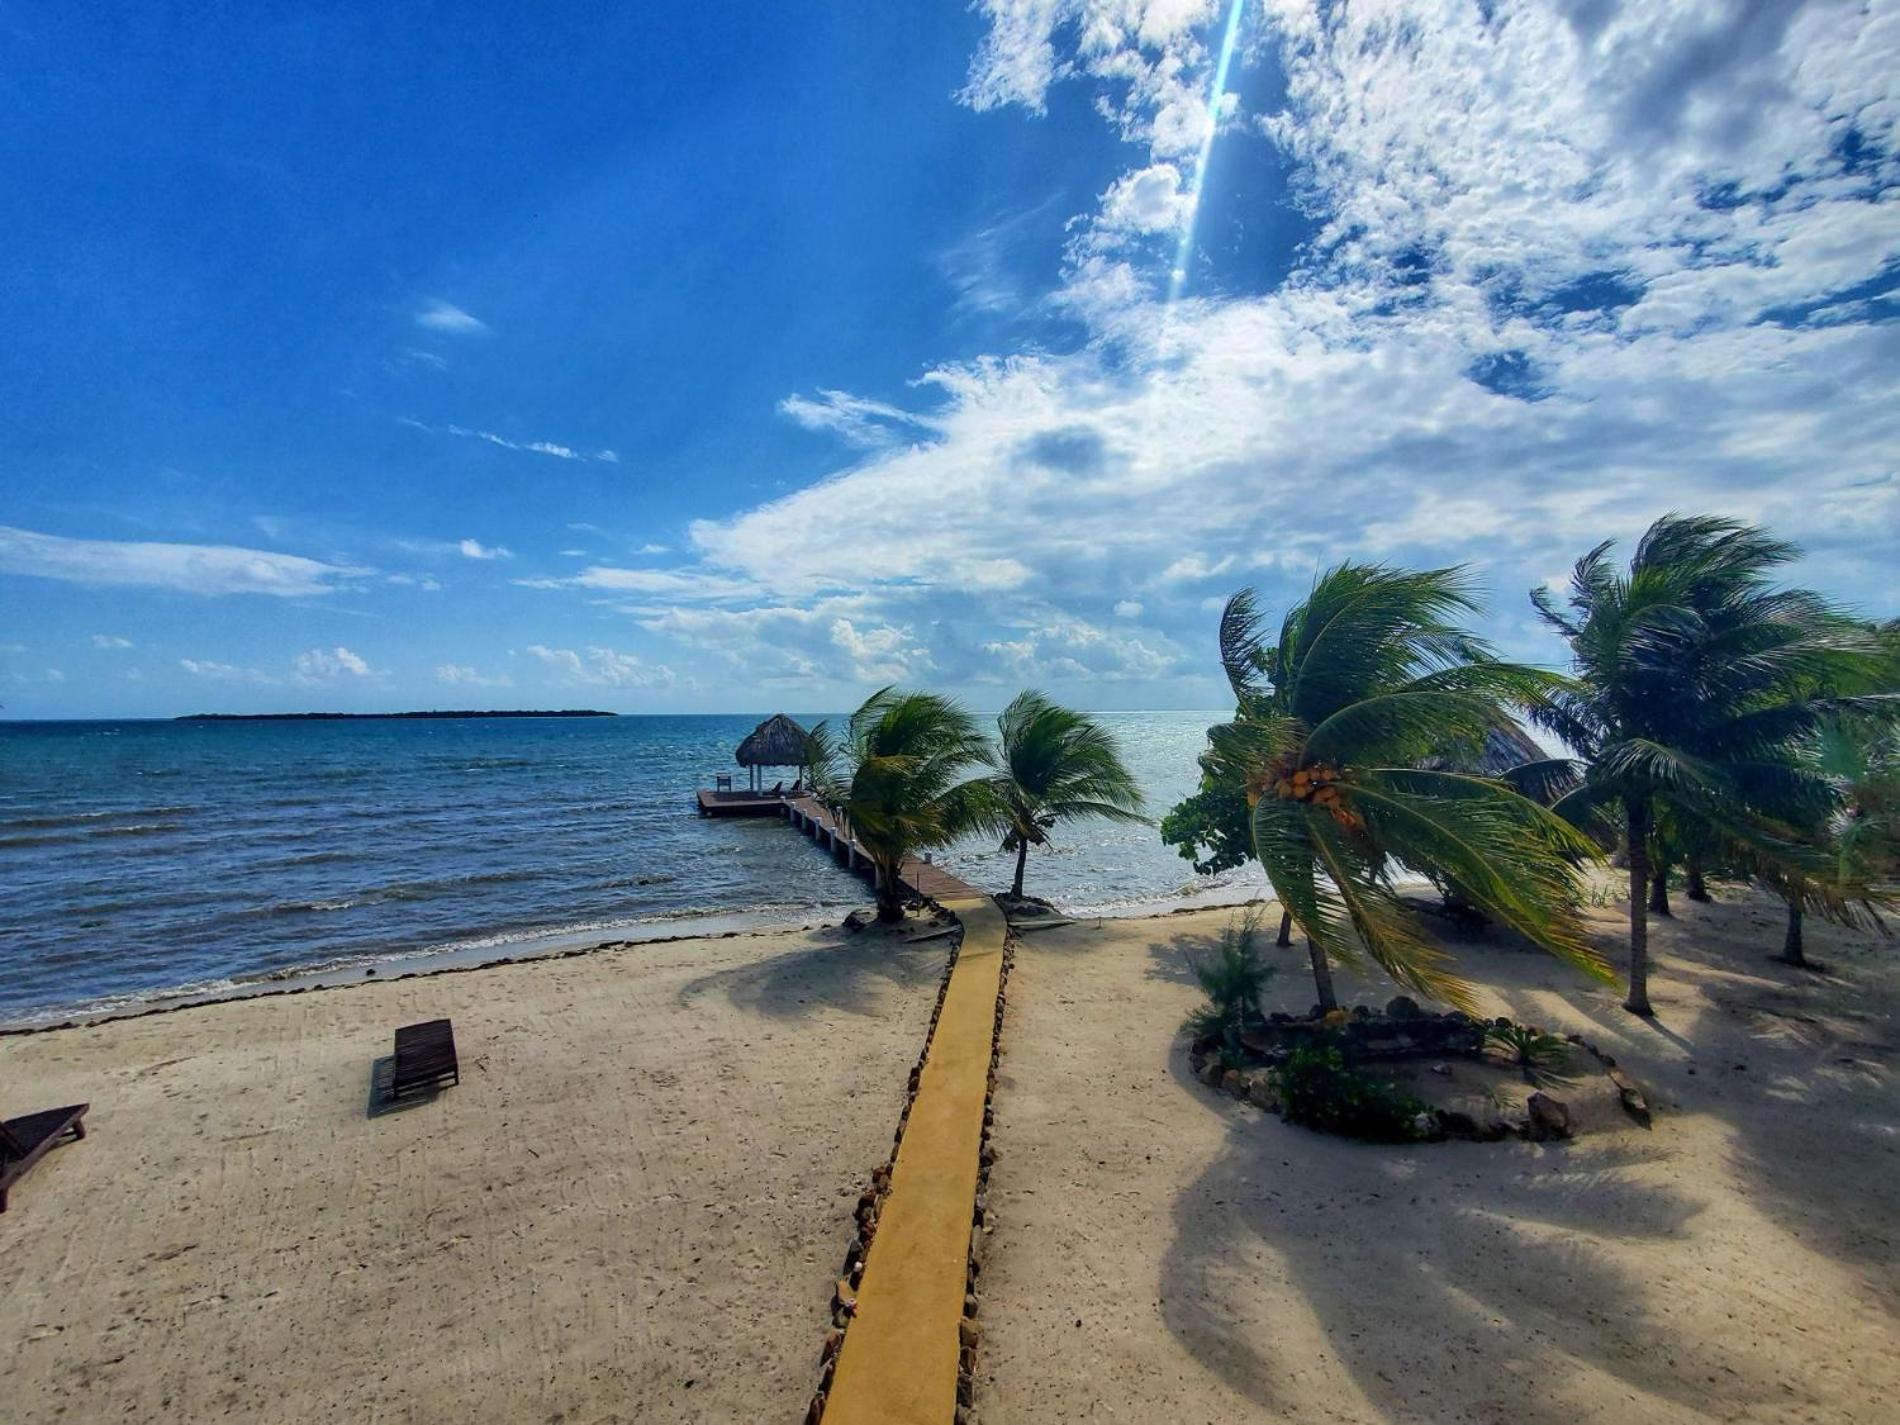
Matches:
[[0, 711, 1251, 1026]]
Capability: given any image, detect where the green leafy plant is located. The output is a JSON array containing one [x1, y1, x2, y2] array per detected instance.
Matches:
[[982, 690, 1148, 898], [1205, 570, 1610, 1014], [819, 687, 1004, 922], [1184, 911, 1274, 1056], [1483, 1022, 1576, 1086], [1532, 515, 1897, 1012], [1273, 1041, 1429, 1142]]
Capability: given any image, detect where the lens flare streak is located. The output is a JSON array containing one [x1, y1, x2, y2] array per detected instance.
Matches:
[[1168, 0, 1249, 302]]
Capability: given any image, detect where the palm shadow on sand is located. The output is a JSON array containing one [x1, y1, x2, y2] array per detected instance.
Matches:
[[1149, 891, 1899, 1421], [676, 926, 949, 1021]]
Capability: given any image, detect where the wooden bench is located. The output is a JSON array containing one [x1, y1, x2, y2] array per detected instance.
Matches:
[[389, 1019, 459, 1101], [1, 1104, 89, 1212]]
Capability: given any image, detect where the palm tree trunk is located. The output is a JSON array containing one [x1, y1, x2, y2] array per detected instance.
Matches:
[[1011, 840, 1028, 899], [1685, 855, 1710, 903], [1276, 910, 1293, 949], [1780, 899, 1806, 966], [1648, 859, 1672, 917], [1625, 798, 1654, 1016], [1306, 938, 1338, 1014], [875, 858, 906, 922]]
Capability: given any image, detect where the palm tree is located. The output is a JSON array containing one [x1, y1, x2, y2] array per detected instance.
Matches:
[[820, 687, 1000, 921], [1768, 716, 1900, 966], [1207, 567, 1608, 1013], [983, 691, 1148, 899], [1531, 515, 1894, 1014]]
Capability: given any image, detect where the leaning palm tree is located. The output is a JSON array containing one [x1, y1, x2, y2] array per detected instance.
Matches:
[[822, 687, 1000, 921], [983, 691, 1148, 899], [1207, 567, 1608, 1013], [1531, 515, 1895, 1013], [1767, 716, 1900, 966]]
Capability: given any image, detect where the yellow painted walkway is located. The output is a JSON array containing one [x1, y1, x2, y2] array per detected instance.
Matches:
[[823, 894, 1006, 1425]]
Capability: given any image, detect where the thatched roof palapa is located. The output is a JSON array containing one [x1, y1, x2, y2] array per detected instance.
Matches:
[[736, 713, 811, 768]]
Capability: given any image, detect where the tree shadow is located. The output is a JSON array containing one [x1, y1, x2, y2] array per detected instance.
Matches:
[[1156, 1043, 1775, 1423], [675, 925, 950, 1022], [1634, 899, 1900, 1314]]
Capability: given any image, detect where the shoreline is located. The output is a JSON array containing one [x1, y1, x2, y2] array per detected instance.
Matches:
[[0, 880, 1270, 1036]]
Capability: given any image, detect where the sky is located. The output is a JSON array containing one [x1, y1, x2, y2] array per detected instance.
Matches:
[[2, 0, 1896, 718]]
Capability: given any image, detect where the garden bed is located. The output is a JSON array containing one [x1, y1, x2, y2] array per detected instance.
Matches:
[[1189, 997, 1651, 1143]]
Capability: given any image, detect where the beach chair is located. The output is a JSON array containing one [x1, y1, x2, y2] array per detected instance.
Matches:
[[0, 1103, 89, 1212], [389, 1018, 459, 1100], [715, 774, 733, 792]]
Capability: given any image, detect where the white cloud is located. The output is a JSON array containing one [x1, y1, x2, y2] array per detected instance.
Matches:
[[436, 663, 514, 688], [778, 389, 939, 449], [180, 658, 278, 684], [414, 300, 490, 335], [635, 542, 671, 555], [628, 1, 1898, 696], [525, 644, 675, 689], [399, 418, 618, 464], [1113, 598, 1144, 618], [293, 646, 374, 682], [90, 634, 134, 649], [0, 525, 367, 597], [384, 573, 444, 591], [457, 538, 512, 560]]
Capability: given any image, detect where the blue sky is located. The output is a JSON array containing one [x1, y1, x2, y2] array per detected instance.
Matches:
[[3, 1, 1896, 717]]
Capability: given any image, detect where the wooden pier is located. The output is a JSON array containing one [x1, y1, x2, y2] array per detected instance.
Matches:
[[695, 789, 981, 902]]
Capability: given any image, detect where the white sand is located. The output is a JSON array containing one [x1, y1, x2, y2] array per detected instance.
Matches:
[[978, 889, 1899, 1424], [0, 921, 947, 1424]]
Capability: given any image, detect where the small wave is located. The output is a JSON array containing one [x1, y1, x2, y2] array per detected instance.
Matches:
[[1, 805, 199, 831], [0, 821, 187, 849]]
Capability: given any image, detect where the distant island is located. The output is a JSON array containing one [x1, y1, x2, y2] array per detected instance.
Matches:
[[176, 709, 617, 722]]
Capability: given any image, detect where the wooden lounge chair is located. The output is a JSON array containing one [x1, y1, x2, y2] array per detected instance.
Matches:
[[389, 1018, 459, 1101], [1, 1103, 89, 1212]]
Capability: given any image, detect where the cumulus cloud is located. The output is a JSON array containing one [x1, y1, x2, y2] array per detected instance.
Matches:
[[1113, 598, 1144, 618], [457, 538, 512, 560], [525, 644, 675, 689], [414, 300, 490, 335], [90, 634, 134, 649], [294, 646, 375, 682], [633, 0, 1898, 692], [0, 525, 367, 597]]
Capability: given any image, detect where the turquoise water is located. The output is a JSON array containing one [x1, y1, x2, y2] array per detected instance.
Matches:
[[0, 712, 1246, 1024]]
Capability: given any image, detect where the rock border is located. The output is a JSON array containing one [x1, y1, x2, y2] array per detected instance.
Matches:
[[1187, 1013, 1653, 1143]]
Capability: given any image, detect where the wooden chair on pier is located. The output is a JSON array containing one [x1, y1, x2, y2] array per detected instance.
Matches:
[[0, 1103, 89, 1212]]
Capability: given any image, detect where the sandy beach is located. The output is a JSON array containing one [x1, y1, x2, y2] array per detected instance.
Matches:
[[979, 889, 1900, 1424], [0, 921, 949, 1424], [5, 887, 1896, 1424]]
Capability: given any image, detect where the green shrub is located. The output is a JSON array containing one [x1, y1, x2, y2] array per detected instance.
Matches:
[[1483, 1022, 1575, 1085], [1183, 910, 1274, 1055], [1273, 1041, 1429, 1142]]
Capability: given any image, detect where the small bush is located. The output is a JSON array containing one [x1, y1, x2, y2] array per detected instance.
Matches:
[[1183, 910, 1275, 1055], [1273, 1041, 1429, 1142], [1484, 1022, 1575, 1085]]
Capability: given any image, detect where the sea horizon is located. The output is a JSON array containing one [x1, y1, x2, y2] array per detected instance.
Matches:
[[0, 709, 1250, 1027]]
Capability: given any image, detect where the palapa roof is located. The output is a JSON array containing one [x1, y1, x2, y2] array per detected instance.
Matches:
[[1421, 720, 1551, 777], [735, 712, 811, 767]]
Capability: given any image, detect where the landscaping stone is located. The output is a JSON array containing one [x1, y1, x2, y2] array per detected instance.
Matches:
[[1527, 1091, 1572, 1140]]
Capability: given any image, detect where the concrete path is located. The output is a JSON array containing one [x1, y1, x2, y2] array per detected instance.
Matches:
[[822, 894, 1005, 1424]]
